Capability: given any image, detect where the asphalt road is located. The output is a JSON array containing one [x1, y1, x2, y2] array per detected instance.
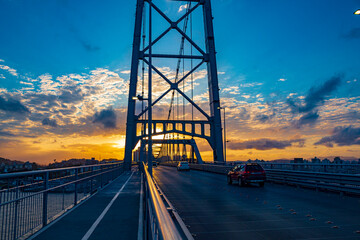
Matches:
[[154, 166, 360, 240]]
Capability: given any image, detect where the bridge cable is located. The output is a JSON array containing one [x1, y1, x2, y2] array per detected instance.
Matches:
[[156, 1, 192, 160]]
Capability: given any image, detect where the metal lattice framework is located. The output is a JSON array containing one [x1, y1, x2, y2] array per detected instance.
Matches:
[[124, 0, 224, 170]]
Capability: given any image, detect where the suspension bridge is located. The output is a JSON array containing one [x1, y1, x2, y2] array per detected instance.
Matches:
[[1, 0, 360, 239], [123, 0, 225, 176]]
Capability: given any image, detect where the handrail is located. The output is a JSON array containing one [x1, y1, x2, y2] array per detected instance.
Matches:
[[143, 163, 183, 240], [0, 162, 122, 179], [0, 167, 119, 207]]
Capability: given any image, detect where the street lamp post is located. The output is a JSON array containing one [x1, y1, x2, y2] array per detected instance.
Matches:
[[132, 95, 152, 175], [218, 107, 227, 163]]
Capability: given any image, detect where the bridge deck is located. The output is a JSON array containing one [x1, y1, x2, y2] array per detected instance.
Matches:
[[154, 165, 360, 240], [32, 169, 140, 240]]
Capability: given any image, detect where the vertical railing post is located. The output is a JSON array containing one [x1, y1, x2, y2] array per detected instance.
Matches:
[[42, 172, 49, 227], [100, 166, 104, 188], [90, 167, 94, 194], [62, 187, 65, 211], [74, 169, 78, 206], [12, 180, 19, 240]]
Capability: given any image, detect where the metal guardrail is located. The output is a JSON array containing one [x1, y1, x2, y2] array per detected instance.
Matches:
[[259, 162, 360, 174], [141, 163, 193, 240], [203, 161, 360, 174], [161, 162, 360, 196], [265, 169, 360, 195], [0, 163, 123, 240]]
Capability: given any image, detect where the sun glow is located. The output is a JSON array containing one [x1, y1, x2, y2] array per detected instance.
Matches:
[[113, 138, 126, 148]]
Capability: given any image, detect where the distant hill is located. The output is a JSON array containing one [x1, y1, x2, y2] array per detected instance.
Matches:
[[268, 159, 292, 163], [0, 157, 25, 165], [0, 157, 40, 173]]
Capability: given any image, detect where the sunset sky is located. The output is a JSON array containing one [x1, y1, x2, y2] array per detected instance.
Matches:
[[0, 0, 359, 164]]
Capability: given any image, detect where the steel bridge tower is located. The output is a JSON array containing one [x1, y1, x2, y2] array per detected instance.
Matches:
[[124, 0, 224, 170]]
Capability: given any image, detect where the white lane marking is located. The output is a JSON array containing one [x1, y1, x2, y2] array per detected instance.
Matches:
[[81, 171, 134, 240], [137, 173, 144, 240]]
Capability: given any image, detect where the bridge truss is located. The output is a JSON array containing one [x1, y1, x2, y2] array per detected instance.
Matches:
[[124, 0, 224, 171]]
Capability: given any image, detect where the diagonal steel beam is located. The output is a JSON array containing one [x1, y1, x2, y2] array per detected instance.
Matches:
[[176, 2, 200, 24], [175, 26, 205, 56], [176, 60, 204, 85], [148, 1, 172, 25], [143, 58, 173, 86], [137, 88, 172, 119], [143, 26, 172, 53], [176, 88, 210, 120]]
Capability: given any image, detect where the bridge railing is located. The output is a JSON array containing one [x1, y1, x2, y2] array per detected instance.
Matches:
[[0, 162, 123, 240], [201, 161, 360, 174], [260, 162, 360, 174], [141, 163, 193, 240]]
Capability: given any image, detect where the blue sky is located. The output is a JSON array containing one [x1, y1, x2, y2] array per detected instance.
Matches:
[[0, 0, 359, 163]]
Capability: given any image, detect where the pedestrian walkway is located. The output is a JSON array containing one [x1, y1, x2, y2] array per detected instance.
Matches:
[[32, 168, 141, 240]]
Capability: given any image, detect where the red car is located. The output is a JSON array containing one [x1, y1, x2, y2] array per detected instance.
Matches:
[[227, 163, 266, 187]]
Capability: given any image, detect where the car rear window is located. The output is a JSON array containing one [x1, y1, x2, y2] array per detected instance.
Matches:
[[245, 165, 263, 171]]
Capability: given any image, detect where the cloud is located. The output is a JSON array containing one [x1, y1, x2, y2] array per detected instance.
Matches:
[[288, 76, 342, 114], [93, 108, 117, 129], [0, 96, 30, 114], [254, 114, 271, 123], [42, 118, 58, 127], [315, 126, 360, 147], [240, 82, 263, 88], [343, 27, 360, 39], [39, 74, 60, 93], [278, 78, 286, 82], [178, 4, 188, 12], [222, 86, 239, 95], [20, 81, 34, 86], [0, 64, 18, 77], [58, 85, 84, 103], [0, 130, 15, 137], [237, 107, 250, 120], [297, 111, 319, 126], [287, 75, 342, 126], [228, 138, 305, 150], [0, 68, 128, 139]]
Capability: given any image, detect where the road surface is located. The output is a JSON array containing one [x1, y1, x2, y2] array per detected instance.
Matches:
[[154, 166, 360, 240]]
